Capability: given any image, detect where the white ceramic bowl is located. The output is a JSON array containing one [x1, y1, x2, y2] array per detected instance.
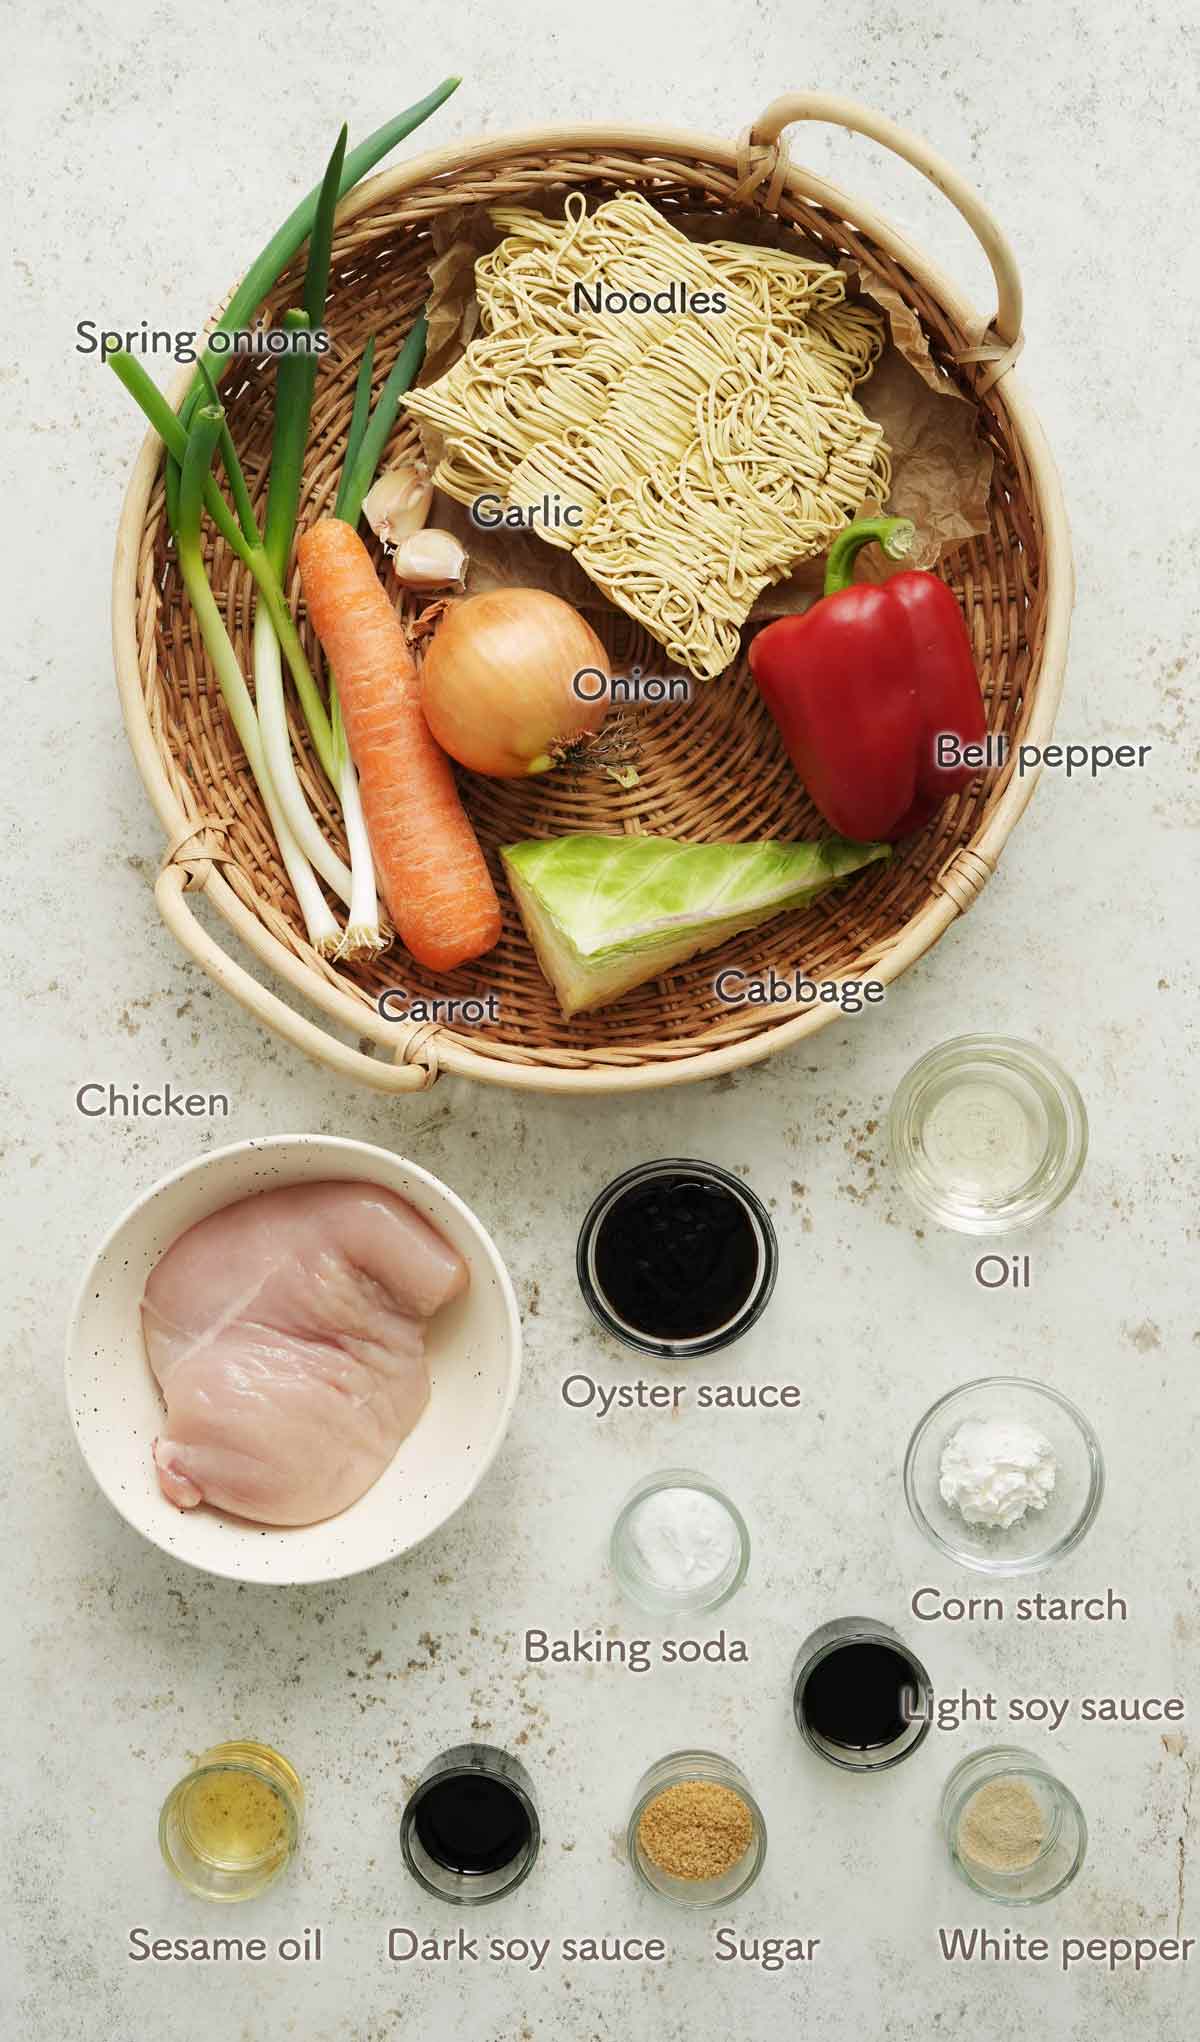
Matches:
[[66, 1135, 522, 1585]]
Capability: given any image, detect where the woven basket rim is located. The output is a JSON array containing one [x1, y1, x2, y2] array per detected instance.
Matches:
[[112, 112, 1073, 1095]]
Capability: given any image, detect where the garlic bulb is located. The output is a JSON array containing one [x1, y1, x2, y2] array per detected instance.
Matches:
[[362, 465, 433, 547], [391, 530, 469, 589]]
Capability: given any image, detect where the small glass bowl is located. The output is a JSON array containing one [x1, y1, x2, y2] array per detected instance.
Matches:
[[576, 1158, 778, 1358], [159, 1741, 303, 1902], [628, 1751, 766, 1908], [792, 1617, 932, 1772], [905, 1377, 1103, 1575], [611, 1470, 750, 1617], [400, 1745, 540, 1906], [942, 1746, 1087, 1904], [889, 1035, 1088, 1235]]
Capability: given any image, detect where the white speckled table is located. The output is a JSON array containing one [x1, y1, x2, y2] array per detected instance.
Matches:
[[6, 2, 1198, 2036]]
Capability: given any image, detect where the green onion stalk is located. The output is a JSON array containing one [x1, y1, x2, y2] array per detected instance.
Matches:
[[176, 408, 342, 953], [113, 310, 432, 958], [165, 79, 460, 532], [245, 128, 431, 957], [111, 345, 335, 762], [112, 86, 457, 955], [247, 128, 383, 953], [325, 338, 380, 948], [250, 313, 357, 902], [113, 349, 346, 951]]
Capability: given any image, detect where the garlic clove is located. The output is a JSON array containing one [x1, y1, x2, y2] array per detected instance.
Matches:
[[363, 464, 433, 547], [390, 529, 469, 590]]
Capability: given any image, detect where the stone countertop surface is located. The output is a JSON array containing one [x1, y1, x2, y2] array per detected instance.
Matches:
[[5, 1, 1198, 2037]]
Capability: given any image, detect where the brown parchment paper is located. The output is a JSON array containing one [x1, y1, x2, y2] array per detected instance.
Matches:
[[409, 199, 993, 626]]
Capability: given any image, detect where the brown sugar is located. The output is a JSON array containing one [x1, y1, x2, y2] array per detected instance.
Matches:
[[637, 1779, 754, 1881]]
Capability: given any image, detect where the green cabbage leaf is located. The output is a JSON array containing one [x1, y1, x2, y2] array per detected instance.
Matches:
[[500, 834, 890, 1017]]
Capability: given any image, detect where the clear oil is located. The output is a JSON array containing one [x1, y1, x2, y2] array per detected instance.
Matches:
[[920, 1075, 1046, 1202]]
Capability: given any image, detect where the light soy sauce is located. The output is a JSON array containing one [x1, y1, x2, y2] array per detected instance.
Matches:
[[792, 1619, 932, 1772], [800, 1641, 919, 1750]]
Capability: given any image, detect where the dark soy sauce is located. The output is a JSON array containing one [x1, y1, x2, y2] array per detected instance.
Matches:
[[413, 1772, 532, 1876], [801, 1641, 921, 1750], [592, 1173, 760, 1341]]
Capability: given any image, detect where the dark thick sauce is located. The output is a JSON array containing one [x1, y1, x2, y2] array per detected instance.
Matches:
[[413, 1773, 531, 1876], [592, 1174, 759, 1340], [801, 1642, 921, 1750]]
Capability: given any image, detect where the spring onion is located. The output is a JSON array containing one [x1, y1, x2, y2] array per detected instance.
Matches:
[[165, 79, 461, 530], [243, 131, 381, 948], [176, 407, 341, 955], [113, 86, 457, 955]]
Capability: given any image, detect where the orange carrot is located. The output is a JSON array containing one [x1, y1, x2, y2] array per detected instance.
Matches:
[[297, 518, 501, 972]]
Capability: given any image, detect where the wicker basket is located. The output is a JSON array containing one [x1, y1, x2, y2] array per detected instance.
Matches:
[[112, 93, 1071, 1096]]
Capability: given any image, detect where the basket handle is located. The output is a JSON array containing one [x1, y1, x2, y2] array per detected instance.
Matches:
[[746, 93, 1023, 349], [155, 863, 434, 1094]]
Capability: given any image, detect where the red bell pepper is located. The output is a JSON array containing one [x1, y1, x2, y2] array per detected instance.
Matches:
[[748, 516, 986, 842]]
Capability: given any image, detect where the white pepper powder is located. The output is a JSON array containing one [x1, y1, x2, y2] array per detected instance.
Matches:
[[958, 1777, 1045, 1871]]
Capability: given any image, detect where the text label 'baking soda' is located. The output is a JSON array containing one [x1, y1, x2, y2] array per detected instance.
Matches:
[[525, 1628, 749, 1674]]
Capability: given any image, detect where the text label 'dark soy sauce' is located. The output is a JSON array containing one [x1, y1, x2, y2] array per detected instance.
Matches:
[[580, 1160, 777, 1355]]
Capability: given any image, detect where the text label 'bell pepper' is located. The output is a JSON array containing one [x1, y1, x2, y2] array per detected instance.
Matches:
[[748, 517, 987, 842]]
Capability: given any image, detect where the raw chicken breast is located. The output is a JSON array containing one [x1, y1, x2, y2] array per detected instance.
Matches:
[[141, 1181, 469, 1526]]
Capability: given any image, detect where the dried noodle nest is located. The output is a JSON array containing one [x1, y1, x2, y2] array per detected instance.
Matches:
[[406, 192, 890, 679]]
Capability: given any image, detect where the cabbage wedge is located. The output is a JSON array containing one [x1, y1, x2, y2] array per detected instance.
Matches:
[[501, 834, 890, 1017]]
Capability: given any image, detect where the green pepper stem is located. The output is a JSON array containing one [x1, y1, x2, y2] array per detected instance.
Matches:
[[823, 516, 916, 596]]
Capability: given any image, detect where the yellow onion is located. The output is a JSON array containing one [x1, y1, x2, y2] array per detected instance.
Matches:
[[419, 588, 611, 777]]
